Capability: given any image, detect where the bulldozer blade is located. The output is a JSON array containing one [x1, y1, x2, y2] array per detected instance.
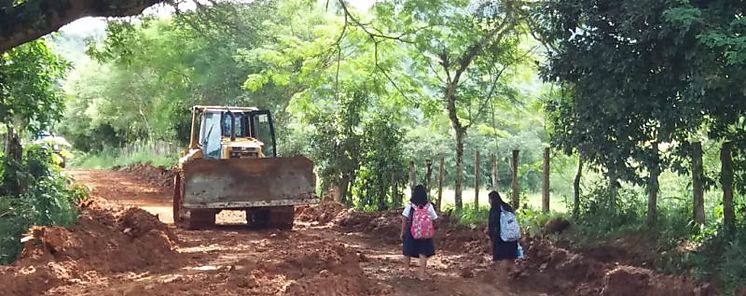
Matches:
[[181, 156, 317, 209]]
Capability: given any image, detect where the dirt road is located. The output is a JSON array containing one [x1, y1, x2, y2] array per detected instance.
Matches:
[[1, 169, 710, 296], [61, 169, 526, 296]]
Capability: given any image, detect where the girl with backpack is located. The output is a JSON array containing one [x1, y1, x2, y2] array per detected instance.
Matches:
[[488, 191, 519, 264], [401, 184, 438, 280]]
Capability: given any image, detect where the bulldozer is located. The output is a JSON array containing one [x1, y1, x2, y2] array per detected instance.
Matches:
[[172, 105, 317, 229]]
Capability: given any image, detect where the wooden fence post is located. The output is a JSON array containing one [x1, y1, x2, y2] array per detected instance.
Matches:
[[491, 153, 498, 190], [409, 161, 416, 197], [542, 147, 550, 213], [425, 159, 433, 197], [721, 142, 736, 235], [437, 154, 444, 211], [475, 151, 480, 209], [692, 142, 705, 225], [512, 150, 520, 209], [391, 172, 400, 207]]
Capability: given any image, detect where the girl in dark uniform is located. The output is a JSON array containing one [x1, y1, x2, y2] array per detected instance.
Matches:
[[488, 191, 518, 264], [401, 184, 438, 280]]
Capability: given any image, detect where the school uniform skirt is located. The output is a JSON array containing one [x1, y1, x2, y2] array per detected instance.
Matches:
[[402, 227, 435, 258], [492, 239, 518, 261]]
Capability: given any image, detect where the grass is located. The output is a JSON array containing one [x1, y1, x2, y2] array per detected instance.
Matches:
[[71, 150, 177, 169]]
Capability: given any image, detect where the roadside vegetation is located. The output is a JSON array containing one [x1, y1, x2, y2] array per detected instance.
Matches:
[[0, 40, 88, 263]]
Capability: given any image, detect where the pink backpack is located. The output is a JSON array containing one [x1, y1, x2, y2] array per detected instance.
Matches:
[[410, 204, 435, 239]]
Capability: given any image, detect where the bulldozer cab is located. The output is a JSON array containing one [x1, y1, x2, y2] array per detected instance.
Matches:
[[193, 106, 277, 159]]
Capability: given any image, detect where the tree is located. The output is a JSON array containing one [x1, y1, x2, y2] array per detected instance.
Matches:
[[538, 0, 709, 222], [62, 1, 280, 147], [539, 0, 746, 227], [370, 0, 530, 212], [0, 39, 69, 195], [0, 0, 166, 52], [239, 0, 411, 205]]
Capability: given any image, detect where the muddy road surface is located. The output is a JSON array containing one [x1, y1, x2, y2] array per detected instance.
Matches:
[[56, 169, 526, 296], [1, 169, 711, 296]]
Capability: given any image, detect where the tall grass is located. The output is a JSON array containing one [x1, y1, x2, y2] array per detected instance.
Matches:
[[71, 140, 178, 169]]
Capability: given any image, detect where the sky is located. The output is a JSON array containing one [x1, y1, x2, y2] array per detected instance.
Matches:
[[60, 0, 375, 35]]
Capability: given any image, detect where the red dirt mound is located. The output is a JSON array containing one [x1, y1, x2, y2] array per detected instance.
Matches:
[[296, 199, 346, 225], [509, 238, 714, 296], [437, 223, 489, 255], [334, 209, 402, 243], [0, 199, 180, 296], [215, 241, 387, 296], [281, 243, 385, 295], [117, 163, 175, 189], [601, 266, 711, 296], [576, 234, 656, 267]]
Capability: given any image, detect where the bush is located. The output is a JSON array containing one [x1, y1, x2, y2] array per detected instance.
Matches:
[[448, 204, 491, 228], [718, 235, 746, 295], [518, 207, 570, 237], [0, 144, 88, 264]]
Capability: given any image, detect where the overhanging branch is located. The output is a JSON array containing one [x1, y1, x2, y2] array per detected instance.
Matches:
[[1, 0, 166, 52]]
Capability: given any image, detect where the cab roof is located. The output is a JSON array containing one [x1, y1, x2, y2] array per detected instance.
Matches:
[[193, 105, 260, 113]]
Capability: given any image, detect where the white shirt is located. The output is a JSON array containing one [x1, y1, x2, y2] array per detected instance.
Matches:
[[402, 203, 438, 220]]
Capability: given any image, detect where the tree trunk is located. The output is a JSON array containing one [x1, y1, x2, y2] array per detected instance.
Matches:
[[333, 175, 350, 205], [445, 81, 466, 213], [542, 147, 550, 213], [692, 142, 705, 225], [475, 151, 480, 209], [342, 167, 359, 207], [491, 153, 498, 190], [511, 150, 520, 209], [647, 143, 660, 227], [608, 168, 618, 215], [3, 126, 23, 196], [720, 142, 735, 235], [437, 154, 444, 211], [647, 142, 661, 227], [4, 126, 21, 164], [454, 128, 466, 212], [573, 156, 583, 219]]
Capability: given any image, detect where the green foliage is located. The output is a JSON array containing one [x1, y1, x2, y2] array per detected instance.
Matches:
[[61, 1, 282, 149], [354, 115, 407, 210], [538, 2, 746, 291], [0, 144, 88, 264], [0, 38, 85, 265], [517, 207, 569, 238], [442, 203, 490, 229], [0, 39, 69, 132], [371, 0, 534, 211]]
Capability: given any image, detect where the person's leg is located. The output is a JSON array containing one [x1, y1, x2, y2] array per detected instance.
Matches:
[[404, 256, 411, 272], [418, 254, 428, 280]]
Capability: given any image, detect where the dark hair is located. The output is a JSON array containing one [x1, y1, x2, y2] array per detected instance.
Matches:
[[411, 184, 428, 207], [489, 191, 513, 212]]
